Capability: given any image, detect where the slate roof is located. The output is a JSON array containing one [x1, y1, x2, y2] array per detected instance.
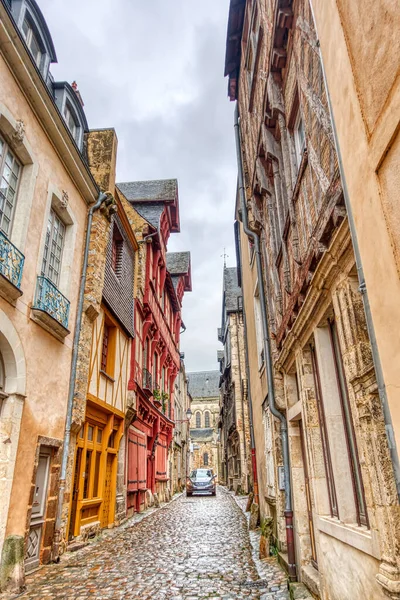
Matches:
[[133, 203, 164, 230], [224, 266, 241, 313], [190, 428, 215, 442], [116, 179, 177, 203], [167, 252, 190, 274], [187, 371, 220, 398]]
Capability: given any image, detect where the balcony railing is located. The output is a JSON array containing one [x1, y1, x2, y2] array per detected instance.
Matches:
[[142, 368, 152, 392], [33, 276, 70, 329], [0, 230, 24, 289]]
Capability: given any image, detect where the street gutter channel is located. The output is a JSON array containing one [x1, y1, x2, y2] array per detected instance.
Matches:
[[227, 489, 289, 596]]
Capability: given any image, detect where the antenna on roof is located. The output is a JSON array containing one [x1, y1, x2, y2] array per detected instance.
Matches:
[[221, 248, 229, 268]]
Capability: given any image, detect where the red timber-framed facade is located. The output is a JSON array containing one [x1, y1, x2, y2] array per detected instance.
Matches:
[[116, 179, 191, 512]]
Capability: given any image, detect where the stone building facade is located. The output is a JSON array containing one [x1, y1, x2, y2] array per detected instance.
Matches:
[[225, 0, 400, 598], [218, 266, 251, 493], [0, 0, 113, 592], [188, 371, 220, 476], [170, 356, 191, 493]]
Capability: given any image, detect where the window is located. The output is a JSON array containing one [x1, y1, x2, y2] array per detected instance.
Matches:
[[111, 224, 123, 276], [311, 343, 339, 518], [294, 110, 306, 168], [161, 367, 166, 392], [21, 16, 42, 68], [101, 323, 109, 372], [100, 315, 116, 377], [329, 321, 368, 527], [203, 452, 209, 466], [143, 338, 149, 371], [63, 103, 79, 142], [254, 285, 264, 368], [153, 353, 158, 386], [0, 137, 21, 237], [204, 411, 210, 428], [195, 411, 201, 428], [41, 209, 65, 287], [245, 6, 262, 111]]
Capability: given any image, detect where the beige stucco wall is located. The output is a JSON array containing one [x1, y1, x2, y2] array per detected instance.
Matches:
[[311, 0, 400, 457], [238, 223, 275, 519], [0, 53, 90, 539]]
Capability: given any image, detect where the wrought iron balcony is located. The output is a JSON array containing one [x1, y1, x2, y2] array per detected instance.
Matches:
[[31, 276, 70, 341], [142, 368, 152, 393], [0, 230, 24, 301]]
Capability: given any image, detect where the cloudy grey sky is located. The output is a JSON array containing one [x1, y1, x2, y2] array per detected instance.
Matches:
[[40, 0, 238, 373]]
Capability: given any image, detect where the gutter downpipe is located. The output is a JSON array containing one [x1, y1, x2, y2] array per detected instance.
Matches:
[[55, 190, 112, 544], [234, 104, 296, 581], [309, 2, 400, 500]]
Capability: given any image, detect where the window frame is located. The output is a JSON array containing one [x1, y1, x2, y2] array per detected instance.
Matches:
[[311, 343, 339, 518], [254, 284, 264, 369], [21, 13, 43, 69], [63, 101, 80, 143], [0, 136, 21, 238], [40, 207, 66, 288], [294, 108, 306, 169], [204, 411, 210, 428], [195, 411, 201, 428], [100, 314, 117, 379], [329, 320, 369, 527]]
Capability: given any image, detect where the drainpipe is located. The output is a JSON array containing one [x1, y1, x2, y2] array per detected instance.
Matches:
[[308, 2, 400, 500], [55, 190, 113, 542], [234, 104, 296, 581]]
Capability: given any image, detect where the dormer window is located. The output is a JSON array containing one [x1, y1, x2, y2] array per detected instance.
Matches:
[[63, 103, 77, 140], [21, 16, 42, 68], [53, 83, 88, 151]]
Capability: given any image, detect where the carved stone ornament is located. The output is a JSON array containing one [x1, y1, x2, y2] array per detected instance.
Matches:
[[61, 190, 69, 209], [11, 120, 25, 146]]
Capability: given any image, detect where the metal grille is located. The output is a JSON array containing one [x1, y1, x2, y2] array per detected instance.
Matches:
[[33, 276, 70, 328], [0, 228, 24, 287]]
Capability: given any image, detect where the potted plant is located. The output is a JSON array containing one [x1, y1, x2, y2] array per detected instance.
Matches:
[[161, 392, 169, 414], [153, 387, 162, 408]]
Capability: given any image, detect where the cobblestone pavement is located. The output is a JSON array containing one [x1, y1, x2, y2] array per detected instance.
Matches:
[[17, 488, 288, 600]]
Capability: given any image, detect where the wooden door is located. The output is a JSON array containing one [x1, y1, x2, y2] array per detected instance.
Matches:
[[128, 431, 139, 492], [101, 454, 114, 528], [69, 447, 82, 540], [25, 449, 51, 572]]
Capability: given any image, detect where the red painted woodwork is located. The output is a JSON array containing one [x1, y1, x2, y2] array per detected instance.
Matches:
[[127, 213, 190, 509]]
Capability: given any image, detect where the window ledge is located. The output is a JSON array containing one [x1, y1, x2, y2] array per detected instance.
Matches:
[[100, 370, 115, 383], [31, 308, 70, 342], [0, 272, 23, 304], [317, 515, 380, 559]]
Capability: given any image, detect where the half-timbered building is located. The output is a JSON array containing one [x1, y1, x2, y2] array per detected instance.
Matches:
[[225, 0, 400, 598], [116, 179, 191, 512], [68, 190, 138, 539]]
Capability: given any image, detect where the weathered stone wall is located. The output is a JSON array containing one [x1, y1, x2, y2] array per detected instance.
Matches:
[[235, 0, 400, 596]]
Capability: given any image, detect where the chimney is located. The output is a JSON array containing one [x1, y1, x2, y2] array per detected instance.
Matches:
[[71, 81, 84, 107]]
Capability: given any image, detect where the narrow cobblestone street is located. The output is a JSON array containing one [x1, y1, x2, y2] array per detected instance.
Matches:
[[17, 489, 288, 600]]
